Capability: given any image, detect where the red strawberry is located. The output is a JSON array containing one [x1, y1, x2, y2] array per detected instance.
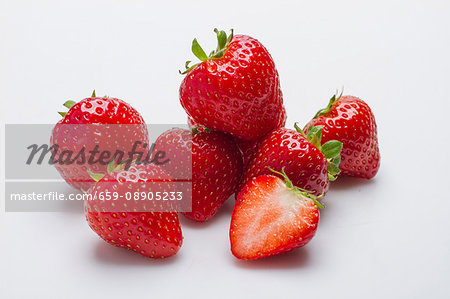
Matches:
[[304, 94, 380, 179], [187, 115, 200, 128], [85, 163, 182, 258], [153, 128, 243, 222], [187, 115, 209, 133], [191, 104, 285, 167], [50, 91, 148, 191], [239, 125, 342, 196], [230, 169, 322, 260], [187, 96, 285, 170], [179, 29, 285, 141], [234, 137, 260, 168], [277, 105, 287, 128], [235, 105, 286, 167]]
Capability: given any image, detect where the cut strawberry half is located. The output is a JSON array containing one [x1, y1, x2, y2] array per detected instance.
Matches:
[[230, 168, 322, 260]]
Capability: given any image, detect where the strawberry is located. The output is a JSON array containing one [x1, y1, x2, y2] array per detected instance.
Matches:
[[235, 105, 286, 167], [85, 163, 182, 258], [153, 128, 243, 222], [239, 125, 342, 197], [230, 169, 322, 260], [187, 115, 200, 128], [50, 91, 148, 191], [277, 105, 287, 128], [187, 115, 208, 133], [234, 137, 260, 168], [304, 93, 380, 179], [179, 29, 285, 141], [190, 104, 286, 167]]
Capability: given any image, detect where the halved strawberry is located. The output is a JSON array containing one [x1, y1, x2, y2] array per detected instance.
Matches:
[[230, 169, 322, 260]]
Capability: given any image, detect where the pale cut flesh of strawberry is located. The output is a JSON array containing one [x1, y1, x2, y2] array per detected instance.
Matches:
[[231, 175, 319, 260]]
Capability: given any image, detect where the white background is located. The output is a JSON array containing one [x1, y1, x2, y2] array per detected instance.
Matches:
[[1, 0, 450, 298]]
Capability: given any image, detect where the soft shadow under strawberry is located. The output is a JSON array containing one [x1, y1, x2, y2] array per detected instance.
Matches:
[[93, 241, 181, 266], [329, 176, 376, 191], [232, 247, 311, 270], [178, 196, 236, 229]]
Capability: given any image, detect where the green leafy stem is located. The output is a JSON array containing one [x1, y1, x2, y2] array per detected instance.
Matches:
[[268, 167, 325, 209], [294, 123, 343, 182], [313, 89, 343, 119], [58, 90, 96, 117], [180, 28, 234, 75]]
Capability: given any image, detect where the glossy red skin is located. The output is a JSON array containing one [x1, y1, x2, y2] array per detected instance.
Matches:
[[85, 164, 182, 259], [154, 128, 243, 222], [239, 128, 329, 196], [187, 115, 208, 132], [234, 137, 261, 168], [187, 116, 200, 127], [187, 115, 258, 188], [51, 97, 148, 191], [230, 175, 319, 260], [193, 104, 286, 167], [277, 105, 287, 128], [180, 35, 284, 141], [305, 96, 380, 179], [188, 105, 286, 137], [235, 105, 286, 177]]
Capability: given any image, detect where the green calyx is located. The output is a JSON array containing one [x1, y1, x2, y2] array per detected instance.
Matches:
[[306, 125, 324, 149], [88, 171, 105, 183], [180, 28, 234, 75], [191, 126, 211, 135], [295, 124, 343, 182], [294, 122, 306, 138], [57, 90, 96, 117], [63, 100, 76, 109], [88, 158, 126, 183], [268, 167, 325, 209], [58, 100, 76, 117], [313, 89, 344, 119]]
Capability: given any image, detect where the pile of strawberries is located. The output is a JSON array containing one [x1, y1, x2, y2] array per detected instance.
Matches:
[[52, 29, 380, 260]]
